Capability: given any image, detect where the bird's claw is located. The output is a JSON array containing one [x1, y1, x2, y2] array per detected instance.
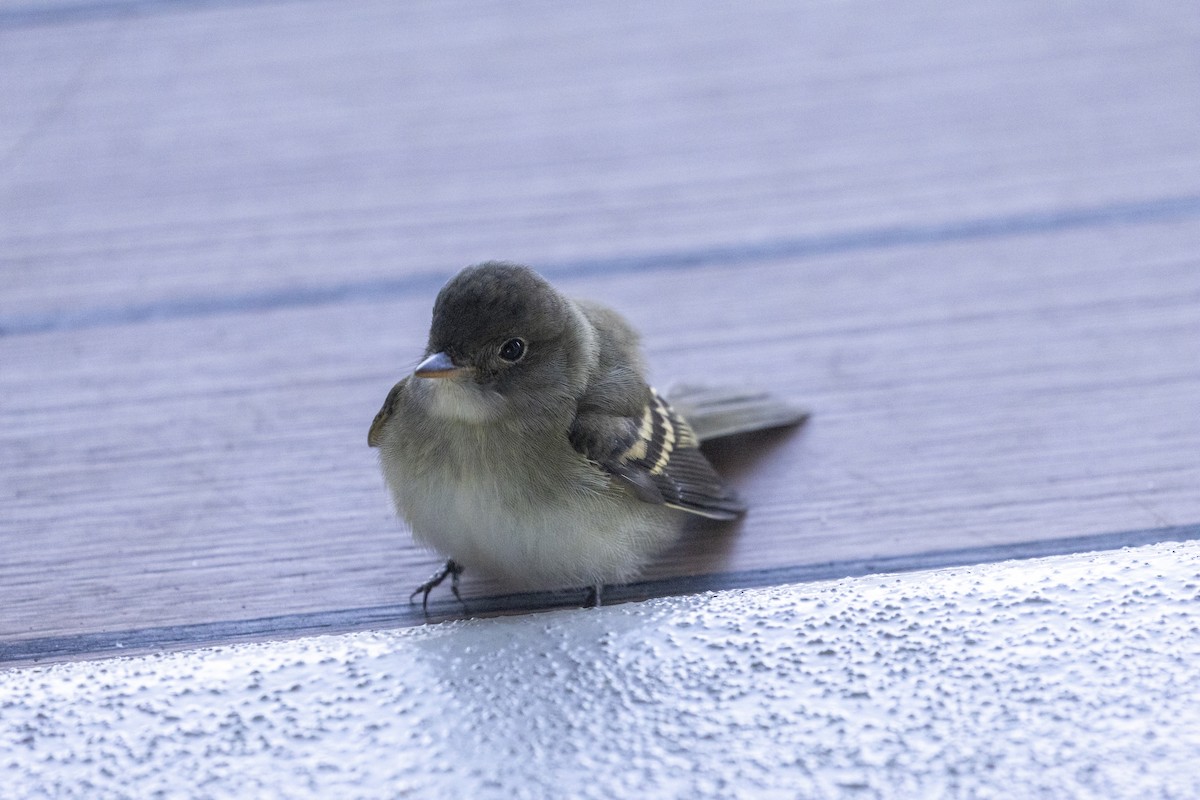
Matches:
[[410, 559, 466, 613]]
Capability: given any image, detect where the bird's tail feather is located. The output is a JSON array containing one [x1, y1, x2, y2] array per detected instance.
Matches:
[[665, 384, 809, 443]]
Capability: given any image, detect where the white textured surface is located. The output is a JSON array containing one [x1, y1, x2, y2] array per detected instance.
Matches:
[[4, 540, 1200, 798]]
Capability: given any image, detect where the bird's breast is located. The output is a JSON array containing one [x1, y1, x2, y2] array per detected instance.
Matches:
[[378, 419, 679, 589]]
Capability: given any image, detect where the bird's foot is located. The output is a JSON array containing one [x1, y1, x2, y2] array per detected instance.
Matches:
[[584, 584, 604, 608], [410, 559, 466, 613]]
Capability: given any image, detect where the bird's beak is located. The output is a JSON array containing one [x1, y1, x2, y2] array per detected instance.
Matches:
[[414, 351, 470, 379]]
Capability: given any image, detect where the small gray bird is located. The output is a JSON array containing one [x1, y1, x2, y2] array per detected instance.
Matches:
[[369, 262, 805, 608]]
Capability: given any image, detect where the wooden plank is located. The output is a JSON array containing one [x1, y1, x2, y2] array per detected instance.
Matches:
[[3, 217, 1200, 650], [3, 1, 1199, 319]]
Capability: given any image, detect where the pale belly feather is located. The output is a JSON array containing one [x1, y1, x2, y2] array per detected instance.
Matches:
[[377, 379, 683, 589]]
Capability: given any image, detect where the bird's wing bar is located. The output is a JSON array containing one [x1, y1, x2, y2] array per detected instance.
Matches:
[[573, 388, 746, 520]]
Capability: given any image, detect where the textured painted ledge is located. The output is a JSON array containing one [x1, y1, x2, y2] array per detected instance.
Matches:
[[4, 540, 1200, 799]]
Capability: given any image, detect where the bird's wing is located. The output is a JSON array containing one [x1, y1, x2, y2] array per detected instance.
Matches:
[[570, 387, 746, 520], [368, 379, 407, 448], [664, 384, 809, 443]]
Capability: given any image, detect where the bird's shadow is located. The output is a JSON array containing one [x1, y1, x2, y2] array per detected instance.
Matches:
[[637, 424, 805, 583], [701, 423, 803, 485]]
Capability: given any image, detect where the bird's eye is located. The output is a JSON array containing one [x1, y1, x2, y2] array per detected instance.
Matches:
[[498, 338, 526, 362]]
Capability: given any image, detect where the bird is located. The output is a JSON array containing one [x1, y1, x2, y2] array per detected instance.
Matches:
[[368, 261, 806, 609]]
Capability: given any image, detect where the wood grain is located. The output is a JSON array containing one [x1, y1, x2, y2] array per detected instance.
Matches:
[[2, 0, 1199, 660]]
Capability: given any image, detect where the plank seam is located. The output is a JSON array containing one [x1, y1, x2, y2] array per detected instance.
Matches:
[[5, 192, 1200, 338], [0, 0, 313, 30]]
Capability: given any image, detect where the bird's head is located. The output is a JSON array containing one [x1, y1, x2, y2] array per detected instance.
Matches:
[[413, 262, 594, 422]]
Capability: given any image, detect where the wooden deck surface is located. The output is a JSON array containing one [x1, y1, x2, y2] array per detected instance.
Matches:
[[3, 0, 1200, 663]]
